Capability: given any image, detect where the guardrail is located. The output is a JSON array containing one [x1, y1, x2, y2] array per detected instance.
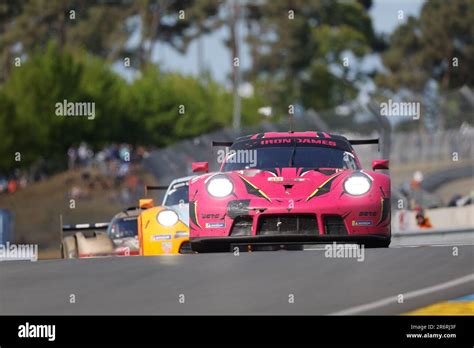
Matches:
[[391, 226, 474, 246]]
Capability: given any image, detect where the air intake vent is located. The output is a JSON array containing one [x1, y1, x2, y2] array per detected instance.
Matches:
[[230, 216, 253, 236], [324, 216, 348, 235], [257, 215, 317, 235]]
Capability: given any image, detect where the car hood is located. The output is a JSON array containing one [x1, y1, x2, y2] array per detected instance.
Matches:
[[223, 168, 352, 200]]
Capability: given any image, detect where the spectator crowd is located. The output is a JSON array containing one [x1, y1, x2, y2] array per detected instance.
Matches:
[[0, 142, 150, 203]]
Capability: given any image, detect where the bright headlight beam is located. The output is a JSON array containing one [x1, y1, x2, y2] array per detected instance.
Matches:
[[207, 176, 233, 198], [157, 210, 179, 227], [344, 175, 371, 196]]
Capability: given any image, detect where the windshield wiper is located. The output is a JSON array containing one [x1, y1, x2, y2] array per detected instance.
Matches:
[[288, 140, 297, 167]]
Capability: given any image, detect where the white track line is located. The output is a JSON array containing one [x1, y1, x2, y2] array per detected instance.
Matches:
[[304, 243, 474, 251], [331, 273, 474, 315], [391, 243, 474, 248]]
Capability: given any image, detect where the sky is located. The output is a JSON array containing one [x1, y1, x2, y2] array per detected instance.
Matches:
[[116, 0, 426, 85]]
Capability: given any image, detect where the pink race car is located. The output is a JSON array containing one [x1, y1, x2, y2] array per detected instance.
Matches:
[[188, 131, 391, 252]]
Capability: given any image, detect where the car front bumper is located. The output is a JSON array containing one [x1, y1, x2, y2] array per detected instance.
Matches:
[[190, 233, 391, 252]]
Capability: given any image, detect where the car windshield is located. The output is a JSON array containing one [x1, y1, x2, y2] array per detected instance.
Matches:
[[222, 138, 359, 171], [164, 183, 189, 206], [107, 217, 137, 238]]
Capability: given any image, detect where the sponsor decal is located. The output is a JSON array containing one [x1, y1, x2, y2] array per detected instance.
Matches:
[[268, 176, 304, 182], [352, 220, 373, 226], [260, 138, 337, 146], [205, 222, 226, 228], [174, 231, 189, 239], [152, 234, 172, 241], [201, 213, 221, 219], [161, 241, 173, 254], [122, 217, 137, 221]]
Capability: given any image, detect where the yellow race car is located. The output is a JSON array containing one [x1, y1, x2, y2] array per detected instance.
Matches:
[[138, 175, 195, 255]]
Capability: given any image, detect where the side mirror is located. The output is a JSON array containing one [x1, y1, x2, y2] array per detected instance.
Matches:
[[372, 159, 389, 170], [139, 198, 154, 209], [192, 162, 209, 173]]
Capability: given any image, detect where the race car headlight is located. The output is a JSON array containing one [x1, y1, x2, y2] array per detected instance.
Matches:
[[207, 176, 233, 198], [157, 210, 179, 227], [344, 175, 371, 196], [114, 231, 124, 238]]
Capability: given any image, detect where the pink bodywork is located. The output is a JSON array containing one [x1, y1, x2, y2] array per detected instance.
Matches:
[[189, 132, 391, 239]]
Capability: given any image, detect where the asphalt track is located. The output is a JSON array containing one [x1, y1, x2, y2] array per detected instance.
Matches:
[[1, 242, 473, 315]]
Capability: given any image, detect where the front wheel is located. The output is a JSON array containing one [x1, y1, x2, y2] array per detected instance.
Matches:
[[365, 236, 391, 248]]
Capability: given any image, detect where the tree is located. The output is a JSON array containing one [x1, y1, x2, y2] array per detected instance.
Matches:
[[0, 42, 130, 171], [241, 0, 378, 115], [123, 0, 222, 68], [375, 0, 474, 130], [0, 0, 135, 83], [0, 41, 265, 173], [377, 0, 474, 92], [0, 90, 16, 173], [0, 0, 26, 83]]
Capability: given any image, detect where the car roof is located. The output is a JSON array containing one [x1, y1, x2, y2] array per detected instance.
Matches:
[[168, 175, 196, 187], [163, 175, 196, 205]]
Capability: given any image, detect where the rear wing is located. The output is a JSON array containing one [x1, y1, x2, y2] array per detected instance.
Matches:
[[213, 139, 379, 146], [212, 138, 380, 151], [140, 185, 169, 209], [144, 185, 169, 196], [212, 141, 233, 147], [61, 222, 109, 240], [124, 206, 140, 212], [62, 222, 109, 232], [349, 138, 380, 151]]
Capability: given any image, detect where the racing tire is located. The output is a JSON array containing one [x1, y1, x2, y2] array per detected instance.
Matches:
[[364, 236, 391, 248]]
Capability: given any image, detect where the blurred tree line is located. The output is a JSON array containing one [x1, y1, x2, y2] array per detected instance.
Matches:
[[0, 0, 472, 174], [375, 0, 474, 131], [0, 42, 264, 172], [0, 0, 262, 173]]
